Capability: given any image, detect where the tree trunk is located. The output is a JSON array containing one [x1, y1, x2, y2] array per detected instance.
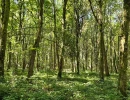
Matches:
[[49, 40, 53, 69], [110, 29, 113, 73], [71, 57, 75, 72], [22, 35, 26, 72], [36, 52, 40, 71], [18, 0, 24, 41], [0, 0, 10, 77], [88, 0, 107, 81], [104, 50, 110, 76], [28, 0, 44, 78], [91, 51, 93, 72], [113, 49, 118, 73], [74, 0, 80, 75], [7, 41, 12, 70], [53, 0, 59, 70], [85, 46, 88, 71], [58, 48, 64, 78], [57, 0, 68, 78], [99, 21, 104, 81], [118, 0, 130, 97], [98, 0, 105, 81], [95, 26, 99, 72]]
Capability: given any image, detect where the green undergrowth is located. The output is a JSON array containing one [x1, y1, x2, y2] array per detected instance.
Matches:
[[0, 70, 129, 100]]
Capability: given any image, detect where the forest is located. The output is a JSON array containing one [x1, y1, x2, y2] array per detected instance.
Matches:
[[0, 0, 130, 100]]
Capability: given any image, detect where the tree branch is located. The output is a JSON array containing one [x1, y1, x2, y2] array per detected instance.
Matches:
[[88, 0, 99, 23]]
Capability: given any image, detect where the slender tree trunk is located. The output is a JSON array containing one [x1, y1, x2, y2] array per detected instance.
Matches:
[[104, 50, 109, 76], [36, 51, 40, 71], [18, 0, 26, 72], [7, 41, 11, 70], [85, 42, 88, 71], [28, 0, 44, 78], [57, 0, 68, 78], [82, 48, 85, 71], [58, 48, 64, 78], [53, 40, 56, 69], [91, 51, 93, 72], [117, 36, 120, 72], [91, 29, 93, 72], [74, 0, 80, 74], [98, 0, 104, 81], [71, 57, 75, 72], [22, 35, 26, 72], [89, 0, 109, 80], [49, 40, 53, 69], [113, 49, 118, 73], [0, 0, 10, 77], [76, 31, 80, 74], [118, 0, 130, 97], [18, 0, 24, 41], [53, 0, 59, 70], [99, 21, 104, 80], [95, 27, 99, 72]]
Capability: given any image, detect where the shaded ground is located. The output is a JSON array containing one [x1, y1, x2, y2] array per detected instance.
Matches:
[[0, 70, 129, 100]]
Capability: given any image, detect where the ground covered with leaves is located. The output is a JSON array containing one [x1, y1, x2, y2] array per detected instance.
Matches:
[[0, 70, 129, 100]]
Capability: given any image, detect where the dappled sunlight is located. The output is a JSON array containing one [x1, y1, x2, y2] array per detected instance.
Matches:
[[0, 71, 122, 100]]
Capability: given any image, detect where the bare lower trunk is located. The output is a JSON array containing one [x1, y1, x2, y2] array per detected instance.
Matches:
[[58, 48, 64, 78], [7, 42, 12, 70], [104, 50, 110, 76], [0, 0, 10, 77]]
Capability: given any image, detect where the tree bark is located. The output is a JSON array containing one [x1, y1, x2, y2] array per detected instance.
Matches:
[[0, 0, 10, 77], [28, 0, 44, 78], [53, 0, 60, 70], [118, 0, 130, 97], [88, 0, 109, 80], [57, 0, 68, 78], [7, 41, 12, 70], [18, 0, 24, 41], [74, 0, 80, 75]]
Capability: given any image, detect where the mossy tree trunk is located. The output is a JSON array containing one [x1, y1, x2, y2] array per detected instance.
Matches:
[[0, 0, 10, 77], [118, 0, 130, 97]]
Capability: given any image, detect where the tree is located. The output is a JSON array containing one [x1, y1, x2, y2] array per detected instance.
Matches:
[[28, 0, 44, 78], [0, 0, 10, 77], [57, 0, 68, 78], [74, 0, 80, 74], [118, 0, 130, 97], [88, 0, 110, 81], [53, 0, 59, 70]]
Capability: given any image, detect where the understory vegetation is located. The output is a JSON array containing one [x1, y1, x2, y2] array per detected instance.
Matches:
[[0, 70, 130, 100]]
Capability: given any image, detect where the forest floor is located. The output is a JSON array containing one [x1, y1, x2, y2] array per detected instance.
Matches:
[[0, 70, 130, 100]]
